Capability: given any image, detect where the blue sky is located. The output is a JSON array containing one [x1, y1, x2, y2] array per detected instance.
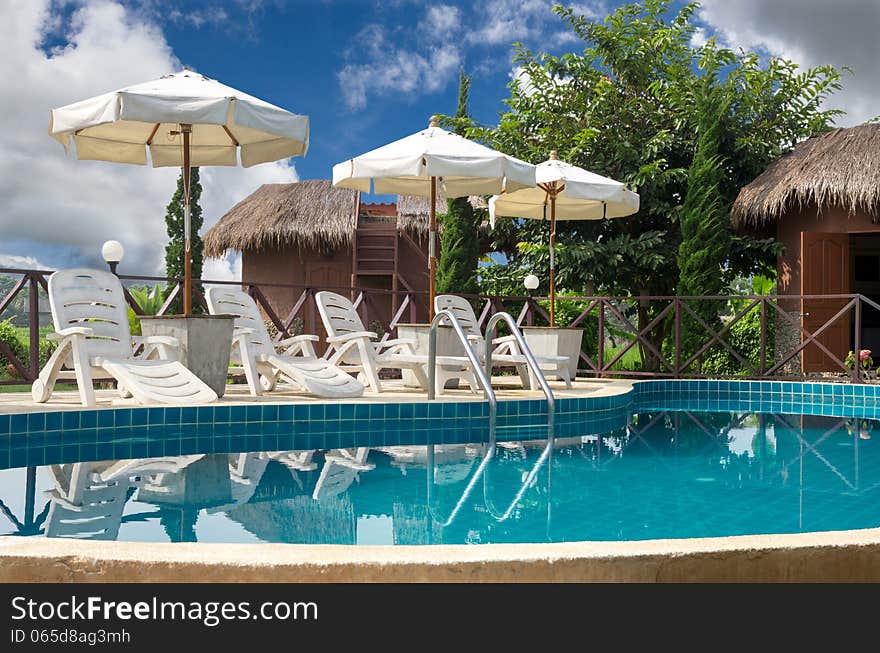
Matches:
[[146, 0, 628, 185], [1, 0, 876, 277]]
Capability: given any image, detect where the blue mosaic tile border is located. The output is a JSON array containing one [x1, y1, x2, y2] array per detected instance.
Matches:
[[0, 392, 632, 470], [633, 379, 880, 418]]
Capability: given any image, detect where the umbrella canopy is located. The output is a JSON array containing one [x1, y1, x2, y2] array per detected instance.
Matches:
[[489, 152, 639, 325], [49, 68, 309, 313], [49, 69, 309, 167], [333, 116, 535, 317], [489, 153, 639, 223]]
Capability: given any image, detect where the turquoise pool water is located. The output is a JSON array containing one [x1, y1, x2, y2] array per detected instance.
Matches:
[[2, 380, 879, 544]]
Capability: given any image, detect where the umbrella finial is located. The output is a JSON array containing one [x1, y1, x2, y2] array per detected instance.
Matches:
[[429, 115, 439, 128], [550, 150, 559, 160]]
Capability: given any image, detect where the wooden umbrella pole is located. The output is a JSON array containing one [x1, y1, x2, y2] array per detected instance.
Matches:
[[182, 124, 192, 315], [429, 175, 437, 320], [549, 191, 556, 328]]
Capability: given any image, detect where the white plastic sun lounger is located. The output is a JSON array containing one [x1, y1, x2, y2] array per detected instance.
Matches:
[[434, 294, 572, 389], [316, 291, 478, 394], [312, 447, 374, 501], [44, 456, 204, 540], [44, 462, 130, 540], [205, 287, 364, 399], [32, 269, 217, 408]]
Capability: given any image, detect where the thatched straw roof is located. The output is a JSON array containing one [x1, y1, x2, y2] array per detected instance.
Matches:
[[396, 194, 488, 232], [205, 179, 455, 256], [731, 123, 880, 227], [204, 179, 359, 257]]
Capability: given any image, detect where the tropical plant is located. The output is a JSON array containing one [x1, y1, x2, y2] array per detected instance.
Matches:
[[127, 283, 165, 336], [470, 0, 844, 369]]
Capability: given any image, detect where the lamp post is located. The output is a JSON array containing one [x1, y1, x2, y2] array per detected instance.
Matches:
[[524, 274, 540, 297], [524, 274, 540, 327], [101, 240, 125, 275]]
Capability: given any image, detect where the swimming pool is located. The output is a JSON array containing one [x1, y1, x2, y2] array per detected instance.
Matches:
[[1, 380, 879, 545]]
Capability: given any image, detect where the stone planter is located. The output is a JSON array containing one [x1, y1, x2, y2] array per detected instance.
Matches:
[[521, 326, 584, 380], [396, 323, 467, 388], [140, 314, 234, 397]]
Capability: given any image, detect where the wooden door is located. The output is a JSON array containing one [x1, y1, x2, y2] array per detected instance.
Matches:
[[801, 232, 850, 372]]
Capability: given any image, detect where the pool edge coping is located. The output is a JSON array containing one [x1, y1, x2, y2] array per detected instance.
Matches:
[[1, 526, 879, 582]]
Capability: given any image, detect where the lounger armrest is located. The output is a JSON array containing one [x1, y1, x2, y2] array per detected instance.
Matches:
[[134, 335, 180, 348], [233, 327, 256, 336], [131, 335, 180, 361], [326, 331, 377, 344], [276, 334, 320, 357], [47, 327, 93, 340], [492, 334, 518, 345], [376, 337, 419, 356], [378, 338, 417, 349], [277, 335, 319, 346]]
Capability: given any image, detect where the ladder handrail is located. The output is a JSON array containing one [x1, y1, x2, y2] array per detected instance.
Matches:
[[426, 308, 498, 528], [425, 310, 557, 529], [484, 440, 553, 522], [484, 312, 555, 440], [482, 312, 555, 521]]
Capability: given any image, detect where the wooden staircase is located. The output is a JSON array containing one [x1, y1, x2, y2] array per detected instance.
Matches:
[[353, 219, 397, 279], [351, 214, 429, 323]]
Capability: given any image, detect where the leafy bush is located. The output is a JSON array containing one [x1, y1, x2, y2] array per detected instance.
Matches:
[[700, 308, 774, 376], [0, 320, 28, 376]]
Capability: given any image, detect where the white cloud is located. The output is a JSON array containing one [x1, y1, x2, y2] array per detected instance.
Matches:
[[0, 254, 49, 271], [698, 0, 880, 126], [420, 5, 460, 39], [202, 251, 242, 283], [465, 0, 605, 47], [338, 22, 461, 111], [467, 0, 551, 46], [0, 0, 297, 278]]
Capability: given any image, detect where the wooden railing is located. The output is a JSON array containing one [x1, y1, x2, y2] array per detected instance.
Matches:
[[2, 267, 879, 385]]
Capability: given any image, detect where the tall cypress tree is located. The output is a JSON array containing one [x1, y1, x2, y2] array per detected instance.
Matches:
[[677, 80, 732, 368], [436, 70, 480, 296], [164, 167, 204, 312]]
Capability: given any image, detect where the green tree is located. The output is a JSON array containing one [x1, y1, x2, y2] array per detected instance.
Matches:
[[677, 74, 731, 368], [436, 70, 480, 296], [164, 167, 204, 312], [472, 0, 843, 369]]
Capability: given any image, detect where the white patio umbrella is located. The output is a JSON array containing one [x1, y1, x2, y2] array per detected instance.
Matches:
[[49, 68, 309, 314], [489, 151, 639, 326], [332, 116, 535, 318]]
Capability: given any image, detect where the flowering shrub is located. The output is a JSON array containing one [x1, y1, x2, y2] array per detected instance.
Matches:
[[845, 349, 873, 370]]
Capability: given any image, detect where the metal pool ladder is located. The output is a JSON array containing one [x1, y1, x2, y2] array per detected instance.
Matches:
[[426, 309, 556, 527]]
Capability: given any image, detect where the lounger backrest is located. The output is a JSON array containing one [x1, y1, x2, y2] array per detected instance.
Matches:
[[315, 291, 370, 365], [48, 268, 132, 361], [205, 287, 274, 360], [434, 295, 482, 340]]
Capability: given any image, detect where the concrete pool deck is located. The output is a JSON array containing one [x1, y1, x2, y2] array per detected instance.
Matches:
[[0, 376, 632, 414], [2, 376, 879, 582]]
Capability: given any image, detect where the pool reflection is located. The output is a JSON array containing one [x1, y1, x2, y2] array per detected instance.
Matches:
[[1, 411, 879, 544]]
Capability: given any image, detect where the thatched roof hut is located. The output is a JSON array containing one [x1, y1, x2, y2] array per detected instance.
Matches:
[[204, 179, 443, 258], [204, 179, 359, 257], [731, 123, 880, 227]]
